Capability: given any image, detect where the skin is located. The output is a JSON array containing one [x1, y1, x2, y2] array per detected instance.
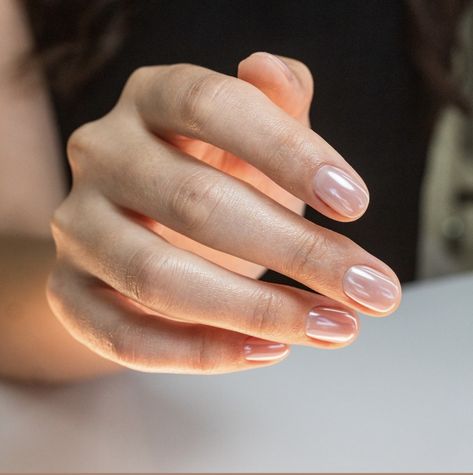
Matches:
[[0, 0, 120, 382], [0, 0, 401, 382]]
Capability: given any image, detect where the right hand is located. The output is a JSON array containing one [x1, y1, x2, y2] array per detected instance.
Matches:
[[47, 52, 401, 374]]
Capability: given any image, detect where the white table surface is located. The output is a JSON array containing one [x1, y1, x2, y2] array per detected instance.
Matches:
[[1, 272, 473, 473]]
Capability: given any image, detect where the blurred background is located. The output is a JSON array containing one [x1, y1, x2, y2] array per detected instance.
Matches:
[[2, 1, 473, 472], [22, 0, 473, 285]]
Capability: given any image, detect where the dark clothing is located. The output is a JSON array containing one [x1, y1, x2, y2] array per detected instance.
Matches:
[[49, 0, 430, 285]]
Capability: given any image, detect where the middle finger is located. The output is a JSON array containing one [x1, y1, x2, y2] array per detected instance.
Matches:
[[57, 194, 360, 348], [95, 121, 401, 316]]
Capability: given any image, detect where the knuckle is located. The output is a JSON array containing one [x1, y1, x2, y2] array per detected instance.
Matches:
[[286, 230, 330, 279], [107, 323, 140, 366], [49, 191, 97, 248], [167, 62, 195, 77], [169, 171, 227, 233], [247, 288, 285, 337], [124, 246, 176, 309], [129, 65, 152, 83], [265, 123, 310, 175], [179, 73, 236, 132], [189, 327, 219, 373], [45, 265, 66, 312], [128, 63, 189, 106], [124, 246, 160, 304], [50, 199, 73, 244], [66, 121, 100, 176], [125, 65, 156, 95]]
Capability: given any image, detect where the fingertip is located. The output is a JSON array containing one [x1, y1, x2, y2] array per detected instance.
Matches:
[[312, 164, 370, 221], [237, 51, 312, 120], [238, 51, 293, 86], [342, 265, 402, 317], [252, 51, 294, 81]]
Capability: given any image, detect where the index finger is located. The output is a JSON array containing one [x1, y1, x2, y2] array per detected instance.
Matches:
[[125, 63, 369, 222]]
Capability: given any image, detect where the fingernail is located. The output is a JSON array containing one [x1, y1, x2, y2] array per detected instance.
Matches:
[[243, 337, 289, 361], [306, 306, 358, 343], [313, 165, 369, 218], [254, 51, 293, 81], [343, 265, 401, 312]]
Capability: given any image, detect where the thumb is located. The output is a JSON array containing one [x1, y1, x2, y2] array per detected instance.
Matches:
[[237, 51, 314, 125]]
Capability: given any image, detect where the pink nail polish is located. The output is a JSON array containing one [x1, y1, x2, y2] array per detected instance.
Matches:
[[243, 337, 289, 362], [306, 306, 358, 343], [313, 165, 369, 218], [343, 265, 401, 312]]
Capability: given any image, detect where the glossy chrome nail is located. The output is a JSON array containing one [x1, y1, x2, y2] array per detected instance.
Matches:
[[313, 165, 369, 218], [306, 306, 358, 343], [243, 337, 289, 361], [343, 265, 401, 312]]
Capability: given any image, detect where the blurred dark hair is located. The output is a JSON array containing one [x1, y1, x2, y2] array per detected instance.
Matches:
[[22, 0, 471, 112], [21, 0, 132, 97], [407, 0, 470, 113]]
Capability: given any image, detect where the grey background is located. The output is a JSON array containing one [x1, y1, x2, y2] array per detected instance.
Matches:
[[1, 272, 472, 472]]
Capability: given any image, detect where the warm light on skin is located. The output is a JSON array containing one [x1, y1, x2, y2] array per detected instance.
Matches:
[[0, 2, 402, 382], [0, 236, 122, 383], [154, 140, 305, 280]]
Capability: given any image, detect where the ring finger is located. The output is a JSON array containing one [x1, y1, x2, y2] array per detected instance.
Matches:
[[53, 194, 360, 348]]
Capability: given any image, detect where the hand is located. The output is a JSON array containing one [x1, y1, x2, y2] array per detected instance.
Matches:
[[47, 52, 401, 374]]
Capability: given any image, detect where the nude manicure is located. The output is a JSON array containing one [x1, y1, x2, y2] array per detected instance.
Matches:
[[313, 165, 369, 218], [243, 337, 289, 362], [343, 265, 401, 312], [306, 306, 358, 343]]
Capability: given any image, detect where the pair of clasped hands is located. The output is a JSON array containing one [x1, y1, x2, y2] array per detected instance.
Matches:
[[47, 52, 401, 374]]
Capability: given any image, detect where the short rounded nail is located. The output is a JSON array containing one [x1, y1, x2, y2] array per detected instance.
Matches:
[[343, 265, 401, 312], [243, 337, 289, 362], [313, 165, 369, 218], [306, 306, 358, 343], [253, 51, 293, 81]]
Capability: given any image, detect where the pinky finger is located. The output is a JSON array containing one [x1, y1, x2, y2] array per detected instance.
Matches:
[[46, 264, 290, 375]]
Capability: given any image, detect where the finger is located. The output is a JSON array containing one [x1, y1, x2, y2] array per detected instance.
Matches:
[[46, 264, 290, 374], [127, 62, 369, 222], [237, 51, 313, 124], [87, 121, 400, 316], [52, 194, 360, 347]]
